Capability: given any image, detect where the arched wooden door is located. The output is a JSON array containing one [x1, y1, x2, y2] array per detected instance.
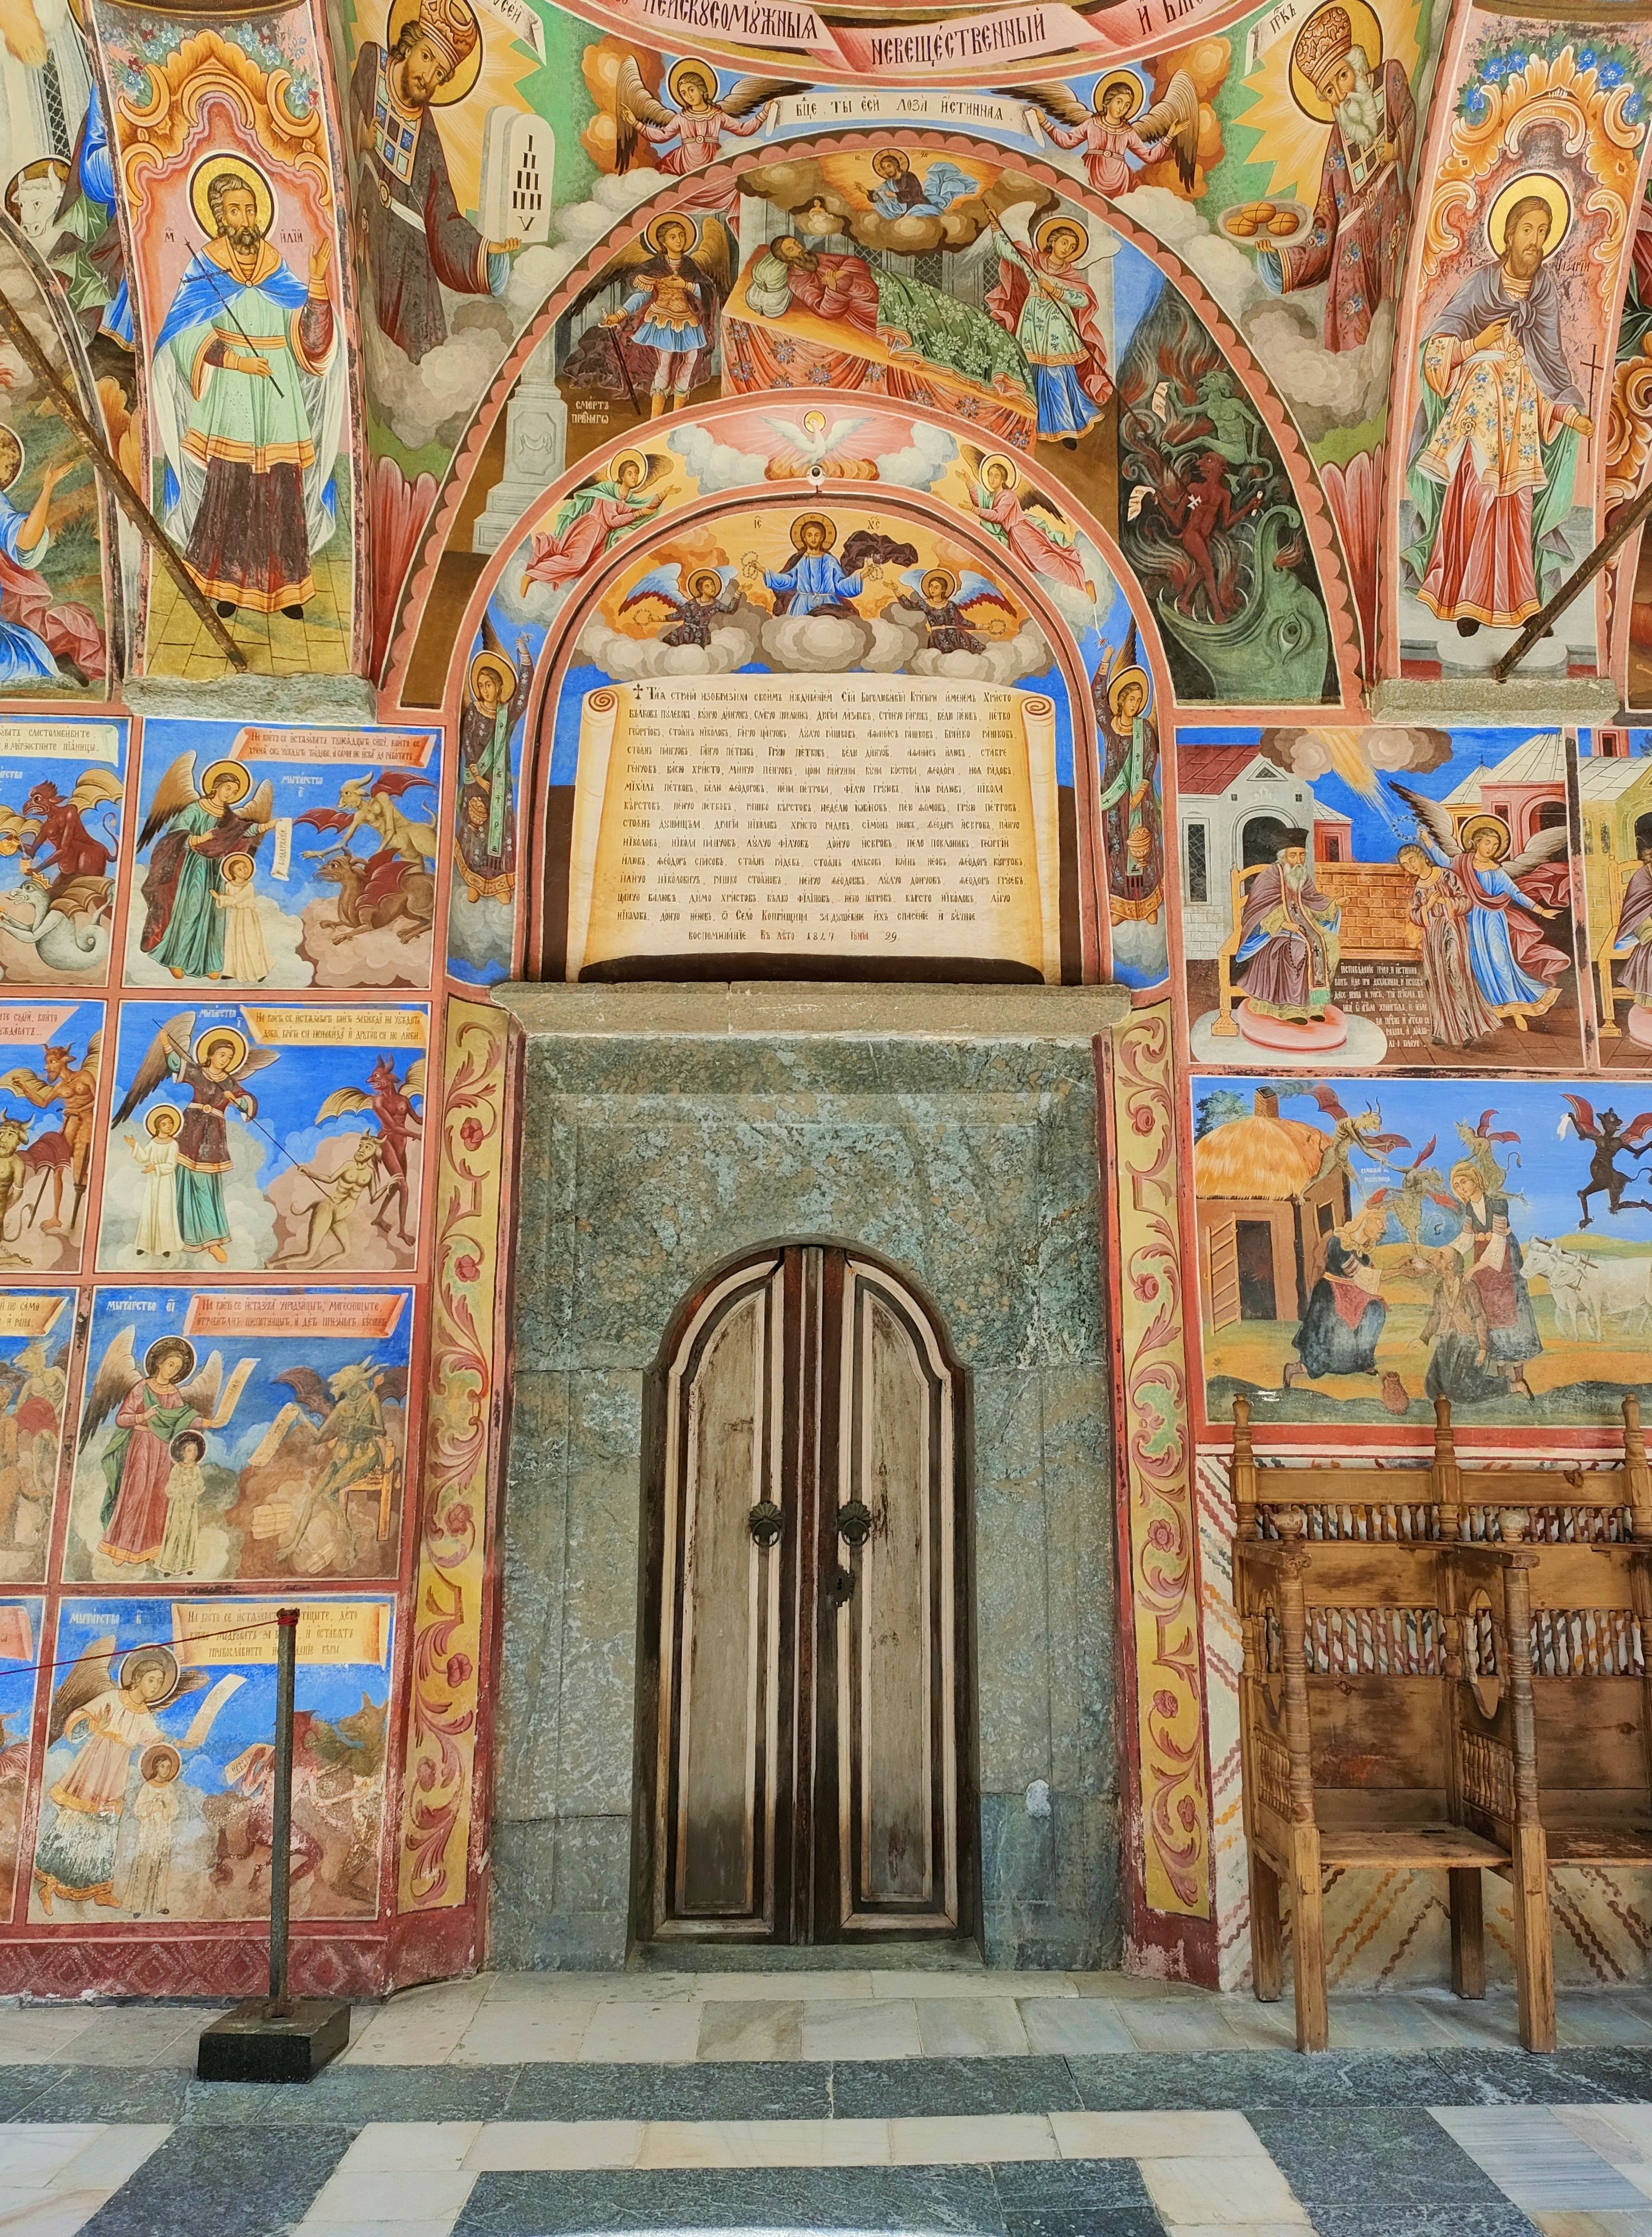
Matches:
[[637, 1246, 972, 1947]]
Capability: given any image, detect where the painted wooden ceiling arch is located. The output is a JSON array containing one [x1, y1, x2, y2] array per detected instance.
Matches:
[[381, 135, 1364, 705]]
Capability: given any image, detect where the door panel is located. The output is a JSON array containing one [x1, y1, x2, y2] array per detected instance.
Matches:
[[647, 1245, 965, 1945], [654, 1258, 785, 1936]]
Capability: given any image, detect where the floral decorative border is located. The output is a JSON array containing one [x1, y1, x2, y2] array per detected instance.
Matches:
[[1106, 1003, 1212, 1933], [398, 999, 508, 1911]]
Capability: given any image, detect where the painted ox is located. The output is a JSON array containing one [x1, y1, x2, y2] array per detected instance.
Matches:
[[1523, 1237, 1652, 1342]]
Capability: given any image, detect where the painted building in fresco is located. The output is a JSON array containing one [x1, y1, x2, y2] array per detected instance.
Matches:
[[0, 0, 1648, 1998]]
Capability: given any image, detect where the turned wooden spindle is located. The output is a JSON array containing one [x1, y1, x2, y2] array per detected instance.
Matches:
[[1432, 1395, 1462, 1542], [1625, 1396, 1652, 1545], [1232, 1395, 1258, 1540]]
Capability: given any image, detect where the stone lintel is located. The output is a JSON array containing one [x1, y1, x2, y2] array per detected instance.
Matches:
[[493, 979, 1132, 1042]]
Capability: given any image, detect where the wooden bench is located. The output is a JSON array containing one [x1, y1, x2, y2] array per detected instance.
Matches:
[[1229, 1394, 1652, 2052]]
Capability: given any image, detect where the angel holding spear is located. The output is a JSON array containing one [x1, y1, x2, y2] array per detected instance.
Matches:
[[111, 1016, 278, 1264]]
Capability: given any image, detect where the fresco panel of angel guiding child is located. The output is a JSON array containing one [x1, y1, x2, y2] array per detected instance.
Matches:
[[69, 1289, 412, 1585], [100, 1004, 426, 1276], [29, 1598, 393, 1923], [127, 725, 438, 992]]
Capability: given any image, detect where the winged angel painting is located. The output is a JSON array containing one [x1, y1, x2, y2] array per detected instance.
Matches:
[[610, 56, 802, 210], [68, 1296, 410, 1584], [1014, 70, 1200, 200]]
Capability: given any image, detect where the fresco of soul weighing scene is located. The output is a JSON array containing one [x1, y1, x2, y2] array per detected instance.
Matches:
[[66, 1287, 413, 1587], [97, 1002, 426, 1277], [541, 151, 1335, 709], [0, 1294, 71, 1589], [125, 723, 440, 992], [1191, 1071, 1652, 1431], [1178, 725, 1586, 1070], [0, 720, 125, 986], [28, 1597, 393, 1924]]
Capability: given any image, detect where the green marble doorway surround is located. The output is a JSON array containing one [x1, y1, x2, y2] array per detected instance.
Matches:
[[487, 982, 1130, 1973]]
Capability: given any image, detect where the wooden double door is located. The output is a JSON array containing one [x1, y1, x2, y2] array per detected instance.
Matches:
[[637, 1246, 971, 1946]]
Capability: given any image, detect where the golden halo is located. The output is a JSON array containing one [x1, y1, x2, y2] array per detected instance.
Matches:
[[386, 0, 483, 103], [193, 1023, 248, 1072], [145, 1106, 182, 1138], [469, 649, 514, 700], [1459, 812, 1511, 861], [1094, 71, 1144, 123], [687, 568, 723, 600], [141, 1744, 183, 1783], [788, 512, 837, 552], [142, 1335, 195, 1382], [1289, 0, 1384, 123], [1035, 213, 1088, 261], [0, 428, 21, 493], [668, 55, 718, 108], [117, 1644, 181, 1708], [187, 153, 276, 242], [5, 158, 70, 224], [221, 852, 255, 880], [199, 759, 250, 804], [609, 448, 648, 488], [979, 452, 1019, 491], [920, 567, 957, 601], [1486, 170, 1571, 258], [643, 210, 697, 255], [1107, 663, 1151, 715]]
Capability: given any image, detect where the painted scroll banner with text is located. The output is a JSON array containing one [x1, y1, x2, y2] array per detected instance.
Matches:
[[567, 677, 1060, 980]]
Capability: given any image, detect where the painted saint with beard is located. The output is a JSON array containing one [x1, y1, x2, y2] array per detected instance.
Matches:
[[1231, 831, 1341, 1022], [1258, 3, 1415, 352], [1403, 175, 1593, 635], [151, 162, 344, 620]]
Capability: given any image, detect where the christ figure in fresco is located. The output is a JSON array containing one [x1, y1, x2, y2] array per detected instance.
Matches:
[[1403, 182, 1593, 636]]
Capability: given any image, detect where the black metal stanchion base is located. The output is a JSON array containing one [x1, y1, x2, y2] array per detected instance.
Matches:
[[197, 1996, 350, 2082]]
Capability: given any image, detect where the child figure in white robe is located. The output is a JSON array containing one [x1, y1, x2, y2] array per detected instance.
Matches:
[[213, 853, 269, 983], [123, 1743, 182, 1916], [127, 1106, 182, 1258], [157, 1429, 206, 1578]]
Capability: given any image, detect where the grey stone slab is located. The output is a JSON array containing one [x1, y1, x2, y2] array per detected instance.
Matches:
[[981, 1791, 1120, 1971], [19, 2065, 190, 2122], [182, 2062, 520, 2124], [78, 2121, 352, 2237], [454, 2165, 1008, 2235], [503, 2058, 831, 2120], [1064, 2047, 1652, 2109], [1250, 2108, 1521, 2208], [831, 2054, 1081, 2118], [1000, 2215, 1164, 2237], [1306, 2214, 1538, 2237], [497, 980, 1129, 1042], [992, 2159, 1154, 2211], [0, 2063, 69, 2118]]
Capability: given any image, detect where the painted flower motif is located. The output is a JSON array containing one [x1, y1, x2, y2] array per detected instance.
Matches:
[[416, 1759, 439, 1791], [1578, 47, 1598, 67], [454, 1251, 481, 1285], [445, 1653, 473, 1689], [460, 1116, 485, 1151], [1484, 58, 1505, 81], [1601, 61, 1624, 85]]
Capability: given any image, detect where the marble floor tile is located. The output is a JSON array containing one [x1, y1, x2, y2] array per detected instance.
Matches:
[[1434, 2107, 1648, 2211], [448, 2001, 595, 2065], [463, 2121, 644, 2171], [302, 2167, 478, 2224], [339, 1983, 486, 2067], [1534, 2217, 1652, 2237], [645, 2119, 891, 2168], [695, 1999, 804, 2061], [0, 2013, 100, 2065], [45, 2126, 171, 2192], [330, 2124, 484, 2173], [0, 2128, 105, 2183], [1558, 2005, 1652, 2051], [290, 2223, 465, 2237], [686, 1972, 875, 2002], [1321, 1999, 1465, 2052], [1573, 2111, 1652, 2160], [0, 2190, 117, 2237], [1141, 2155, 1308, 2226], [1052, 2111, 1268, 2160], [1020, 1999, 1136, 2055], [1116, 2001, 1250, 2053], [481, 1971, 696, 2005], [915, 1997, 1032, 2057], [799, 1997, 922, 2060], [887, 2114, 1058, 2164], [872, 1970, 1075, 1998], [577, 1998, 703, 2063]]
